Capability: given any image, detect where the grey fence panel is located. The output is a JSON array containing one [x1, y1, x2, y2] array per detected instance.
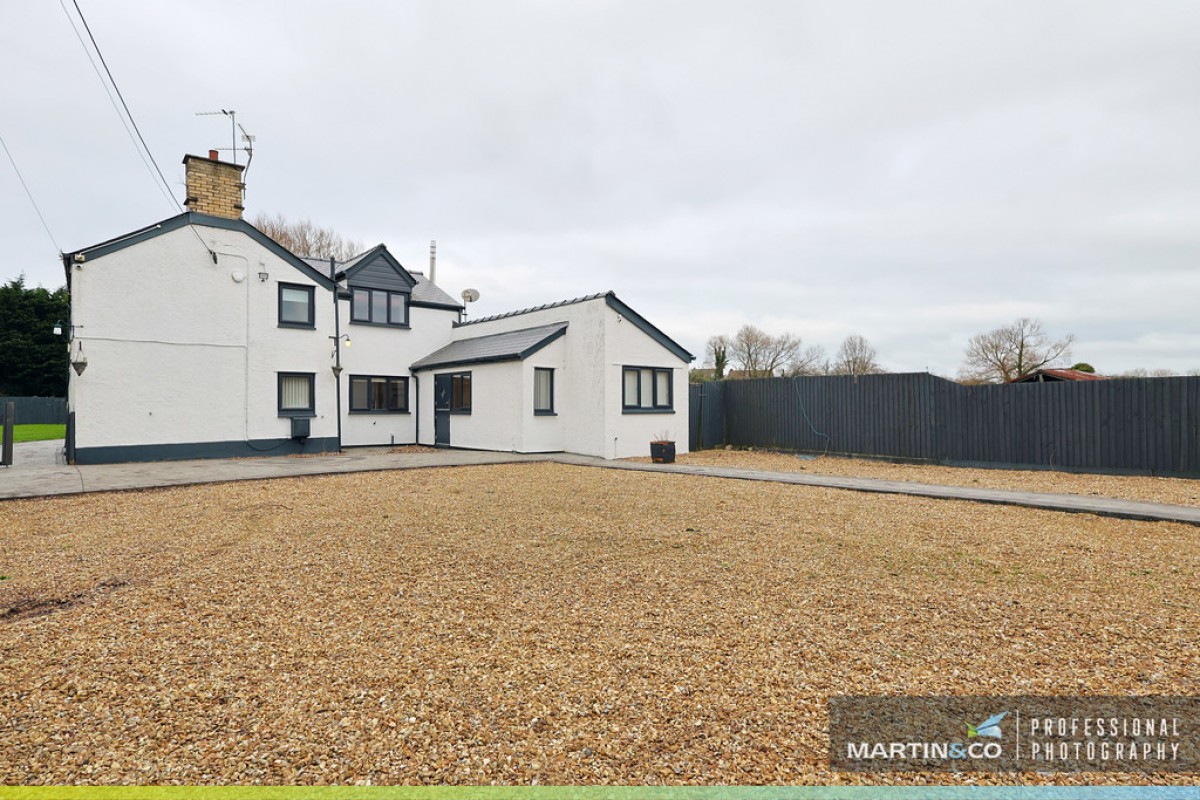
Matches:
[[691, 374, 1200, 477], [0, 397, 66, 425]]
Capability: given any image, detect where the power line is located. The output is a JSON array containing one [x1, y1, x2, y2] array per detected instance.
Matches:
[[65, 0, 181, 213], [57, 0, 177, 212], [60, 0, 217, 263], [0, 130, 62, 255]]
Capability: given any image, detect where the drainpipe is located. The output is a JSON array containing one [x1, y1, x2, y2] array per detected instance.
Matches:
[[412, 373, 420, 445], [331, 257, 343, 452]]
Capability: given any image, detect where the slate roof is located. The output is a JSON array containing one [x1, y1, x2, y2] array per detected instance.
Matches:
[[457, 291, 693, 362], [410, 322, 568, 371], [300, 257, 463, 309]]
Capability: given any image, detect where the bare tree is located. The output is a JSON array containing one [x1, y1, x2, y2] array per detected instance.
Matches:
[[831, 334, 884, 377], [782, 344, 828, 377], [706, 334, 730, 379], [959, 317, 1074, 383], [728, 325, 801, 377], [253, 212, 364, 261]]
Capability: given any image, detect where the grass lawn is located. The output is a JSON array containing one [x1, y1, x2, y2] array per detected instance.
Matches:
[[0, 463, 1196, 785], [11, 424, 64, 443]]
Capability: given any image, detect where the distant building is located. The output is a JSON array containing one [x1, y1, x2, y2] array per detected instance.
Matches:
[[1007, 368, 1108, 383]]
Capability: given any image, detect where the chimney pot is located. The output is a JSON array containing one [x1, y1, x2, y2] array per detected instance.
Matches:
[[209, 149, 219, 160]]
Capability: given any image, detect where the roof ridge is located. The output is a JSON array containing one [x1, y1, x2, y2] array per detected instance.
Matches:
[[458, 291, 611, 326]]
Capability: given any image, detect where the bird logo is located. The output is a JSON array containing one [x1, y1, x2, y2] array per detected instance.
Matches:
[[966, 711, 1008, 739]]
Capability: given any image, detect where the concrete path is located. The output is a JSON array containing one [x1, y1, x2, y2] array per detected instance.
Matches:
[[9, 439, 65, 467], [0, 448, 551, 500], [557, 455, 1200, 526], [2, 447, 1198, 526]]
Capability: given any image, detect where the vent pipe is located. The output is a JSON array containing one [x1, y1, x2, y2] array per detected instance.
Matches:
[[429, 240, 437, 285]]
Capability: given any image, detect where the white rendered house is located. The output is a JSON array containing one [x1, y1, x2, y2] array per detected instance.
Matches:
[[61, 152, 692, 464]]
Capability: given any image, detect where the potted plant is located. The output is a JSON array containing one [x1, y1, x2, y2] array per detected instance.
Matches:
[[650, 431, 676, 463]]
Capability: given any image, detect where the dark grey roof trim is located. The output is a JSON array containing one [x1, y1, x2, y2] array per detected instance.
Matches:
[[604, 293, 694, 362], [455, 290, 693, 362], [63, 212, 335, 289], [411, 322, 568, 372], [410, 300, 465, 311], [456, 292, 609, 326]]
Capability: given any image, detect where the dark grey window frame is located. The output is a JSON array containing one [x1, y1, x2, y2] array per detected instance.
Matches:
[[277, 372, 316, 417], [278, 283, 315, 329], [622, 366, 674, 414], [349, 375, 410, 414], [449, 371, 472, 414], [533, 367, 555, 415], [349, 287, 410, 328]]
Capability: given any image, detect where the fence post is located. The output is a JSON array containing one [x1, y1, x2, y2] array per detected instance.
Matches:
[[1, 400, 14, 467]]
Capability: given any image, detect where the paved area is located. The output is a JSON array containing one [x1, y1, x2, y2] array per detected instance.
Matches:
[[8, 439, 65, 467], [561, 456, 1200, 526], [1, 447, 1198, 526]]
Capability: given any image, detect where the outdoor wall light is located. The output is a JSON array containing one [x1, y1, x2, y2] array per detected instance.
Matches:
[[70, 343, 88, 376], [258, 271, 269, 282]]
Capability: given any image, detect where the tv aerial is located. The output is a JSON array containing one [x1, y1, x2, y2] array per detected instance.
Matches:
[[195, 109, 255, 174]]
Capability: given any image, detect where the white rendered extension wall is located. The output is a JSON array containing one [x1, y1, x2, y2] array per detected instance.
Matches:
[[69, 222, 337, 455], [603, 308, 691, 459], [420, 297, 689, 458], [338, 303, 458, 447]]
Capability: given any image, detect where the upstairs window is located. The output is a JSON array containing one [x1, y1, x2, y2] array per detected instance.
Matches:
[[349, 376, 409, 413], [279, 284, 315, 328], [351, 288, 408, 327], [622, 367, 673, 412]]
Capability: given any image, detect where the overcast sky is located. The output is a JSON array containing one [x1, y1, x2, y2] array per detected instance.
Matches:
[[3, 1, 1198, 375]]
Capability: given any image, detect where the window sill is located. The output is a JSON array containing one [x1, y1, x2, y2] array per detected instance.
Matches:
[[349, 410, 410, 415], [278, 411, 316, 418], [278, 321, 316, 329], [349, 320, 410, 329], [534, 410, 557, 416], [622, 408, 675, 414], [449, 409, 472, 415]]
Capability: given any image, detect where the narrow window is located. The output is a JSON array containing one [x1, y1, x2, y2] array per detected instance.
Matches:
[[623, 368, 640, 408], [351, 288, 371, 322], [534, 368, 554, 414], [449, 372, 472, 413], [371, 290, 388, 324], [278, 372, 315, 416], [279, 284, 315, 327], [654, 369, 672, 408], [389, 293, 407, 325]]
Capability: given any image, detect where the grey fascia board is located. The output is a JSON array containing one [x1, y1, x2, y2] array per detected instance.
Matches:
[[410, 300, 465, 311], [410, 353, 525, 372], [604, 292, 694, 362], [64, 213, 335, 289]]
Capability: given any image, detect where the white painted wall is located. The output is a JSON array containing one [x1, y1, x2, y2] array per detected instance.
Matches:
[[69, 223, 338, 451], [437, 296, 691, 459], [603, 307, 691, 459], [337, 302, 458, 447]]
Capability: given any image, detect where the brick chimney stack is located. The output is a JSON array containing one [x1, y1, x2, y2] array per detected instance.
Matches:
[[182, 151, 245, 219]]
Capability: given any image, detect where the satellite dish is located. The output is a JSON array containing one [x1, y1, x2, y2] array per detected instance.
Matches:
[[461, 288, 480, 304]]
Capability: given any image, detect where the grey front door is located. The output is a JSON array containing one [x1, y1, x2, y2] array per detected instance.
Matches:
[[433, 374, 451, 447]]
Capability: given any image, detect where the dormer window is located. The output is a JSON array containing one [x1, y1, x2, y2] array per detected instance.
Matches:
[[351, 288, 408, 327]]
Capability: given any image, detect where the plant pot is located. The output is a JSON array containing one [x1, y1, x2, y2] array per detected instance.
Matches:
[[650, 441, 676, 463]]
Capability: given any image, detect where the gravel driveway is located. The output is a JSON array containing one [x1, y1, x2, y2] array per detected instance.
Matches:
[[1, 463, 1196, 785]]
